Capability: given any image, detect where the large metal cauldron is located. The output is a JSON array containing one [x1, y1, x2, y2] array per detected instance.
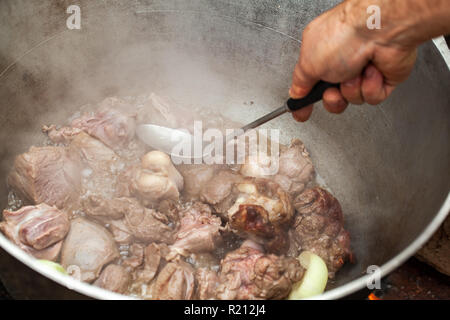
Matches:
[[0, 0, 449, 299]]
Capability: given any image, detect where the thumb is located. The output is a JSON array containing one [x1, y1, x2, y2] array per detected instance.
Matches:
[[289, 61, 318, 99]]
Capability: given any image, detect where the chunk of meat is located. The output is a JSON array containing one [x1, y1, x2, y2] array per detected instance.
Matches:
[[216, 241, 304, 300], [94, 264, 130, 294], [199, 170, 243, 217], [128, 151, 184, 206], [61, 218, 119, 282], [122, 243, 145, 269], [70, 97, 136, 150], [240, 139, 315, 198], [135, 243, 170, 284], [226, 178, 294, 253], [108, 219, 133, 244], [195, 268, 219, 300], [67, 132, 118, 172], [137, 93, 195, 131], [82, 196, 134, 220], [150, 260, 195, 300], [7, 146, 81, 208], [290, 187, 353, 278], [171, 202, 222, 255], [42, 125, 82, 144], [0, 204, 69, 260], [67, 132, 123, 199], [121, 197, 176, 244], [176, 164, 218, 200]]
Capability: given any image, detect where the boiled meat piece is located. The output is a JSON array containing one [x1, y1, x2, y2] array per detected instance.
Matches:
[[42, 125, 82, 144], [150, 260, 195, 300], [290, 187, 353, 278], [176, 164, 219, 200], [108, 219, 134, 244], [67, 132, 126, 199], [216, 241, 304, 300], [61, 218, 119, 282], [0, 204, 70, 260], [7, 146, 81, 209], [70, 97, 136, 150], [82, 196, 135, 220], [99, 198, 176, 245], [171, 202, 222, 255], [195, 268, 219, 300], [67, 131, 118, 172], [134, 243, 171, 285], [121, 197, 176, 244], [94, 264, 130, 294], [122, 243, 145, 269], [137, 93, 195, 131], [199, 170, 243, 217], [240, 139, 315, 198], [128, 151, 184, 206]]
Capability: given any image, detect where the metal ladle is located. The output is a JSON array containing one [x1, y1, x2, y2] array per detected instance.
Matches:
[[136, 81, 339, 159]]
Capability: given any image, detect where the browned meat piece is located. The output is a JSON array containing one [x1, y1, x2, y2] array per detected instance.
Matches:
[[122, 197, 176, 244], [0, 204, 70, 260], [150, 260, 195, 300], [61, 218, 119, 282], [171, 202, 222, 255], [70, 97, 136, 150], [216, 241, 304, 300], [195, 268, 219, 300], [94, 264, 130, 294], [7, 146, 81, 209], [226, 178, 294, 254], [240, 139, 315, 198], [290, 187, 353, 278], [125, 151, 184, 206]]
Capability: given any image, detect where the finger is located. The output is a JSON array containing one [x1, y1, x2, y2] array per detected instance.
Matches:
[[322, 87, 348, 114], [292, 104, 314, 122], [341, 76, 364, 105], [361, 64, 388, 105], [290, 60, 318, 99]]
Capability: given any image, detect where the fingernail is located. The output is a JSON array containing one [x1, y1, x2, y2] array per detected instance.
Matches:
[[364, 66, 376, 79]]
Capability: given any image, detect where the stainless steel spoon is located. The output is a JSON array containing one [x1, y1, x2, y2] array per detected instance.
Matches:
[[136, 81, 339, 159]]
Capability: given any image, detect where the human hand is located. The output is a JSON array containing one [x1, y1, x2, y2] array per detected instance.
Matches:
[[290, 0, 418, 121]]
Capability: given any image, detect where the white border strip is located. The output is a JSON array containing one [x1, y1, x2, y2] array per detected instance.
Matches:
[[433, 36, 450, 70]]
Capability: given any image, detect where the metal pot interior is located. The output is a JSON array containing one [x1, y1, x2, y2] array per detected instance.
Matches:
[[0, 0, 449, 298]]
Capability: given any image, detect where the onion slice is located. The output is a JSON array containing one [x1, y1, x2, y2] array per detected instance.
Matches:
[[288, 251, 328, 299], [38, 259, 67, 275]]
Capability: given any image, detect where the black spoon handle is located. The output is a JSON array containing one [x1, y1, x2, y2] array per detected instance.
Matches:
[[286, 81, 340, 111]]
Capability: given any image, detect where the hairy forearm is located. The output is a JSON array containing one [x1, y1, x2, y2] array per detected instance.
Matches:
[[343, 0, 450, 47]]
